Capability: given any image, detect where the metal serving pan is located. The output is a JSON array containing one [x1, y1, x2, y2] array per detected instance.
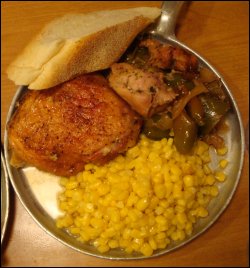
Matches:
[[4, 1, 245, 259]]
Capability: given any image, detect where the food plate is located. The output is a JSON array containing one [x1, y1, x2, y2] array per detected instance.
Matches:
[[4, 79, 245, 259], [3, 2, 245, 259], [1, 147, 10, 244]]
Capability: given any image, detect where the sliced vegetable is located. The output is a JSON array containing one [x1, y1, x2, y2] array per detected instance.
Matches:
[[164, 72, 195, 91], [205, 80, 228, 101], [143, 112, 172, 140], [164, 72, 184, 88], [187, 96, 205, 126], [151, 112, 173, 130], [143, 125, 170, 140], [199, 67, 217, 83], [122, 38, 231, 153], [173, 110, 198, 154], [199, 94, 230, 136], [172, 80, 208, 119]]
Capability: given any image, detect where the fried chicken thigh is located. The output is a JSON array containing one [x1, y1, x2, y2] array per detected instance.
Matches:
[[8, 74, 142, 176]]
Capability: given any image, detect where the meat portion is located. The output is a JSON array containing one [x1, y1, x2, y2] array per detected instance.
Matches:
[[139, 39, 174, 69], [140, 39, 199, 72], [109, 63, 176, 117], [8, 74, 142, 176], [172, 47, 198, 72]]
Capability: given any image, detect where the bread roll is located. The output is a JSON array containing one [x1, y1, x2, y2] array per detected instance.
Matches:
[[7, 7, 161, 89]]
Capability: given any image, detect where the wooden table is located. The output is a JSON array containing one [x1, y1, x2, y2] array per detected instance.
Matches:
[[1, 1, 249, 267]]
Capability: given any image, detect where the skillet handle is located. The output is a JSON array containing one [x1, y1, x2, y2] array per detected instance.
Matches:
[[154, 1, 184, 39]]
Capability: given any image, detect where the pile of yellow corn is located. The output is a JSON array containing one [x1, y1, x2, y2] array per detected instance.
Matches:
[[56, 134, 228, 256]]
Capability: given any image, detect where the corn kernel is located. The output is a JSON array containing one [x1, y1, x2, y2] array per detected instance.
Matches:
[[185, 222, 193, 236], [154, 184, 166, 199], [205, 175, 215, 185], [140, 243, 153, 257], [108, 240, 119, 249], [90, 218, 104, 229], [148, 151, 158, 162], [155, 206, 164, 215], [97, 245, 110, 253], [183, 175, 194, 187], [176, 212, 187, 225], [72, 189, 84, 201], [133, 237, 144, 247], [156, 232, 166, 240], [219, 159, 228, 169], [216, 147, 228, 156], [148, 237, 157, 250], [110, 209, 120, 223], [196, 141, 209, 155], [157, 239, 169, 249], [125, 246, 133, 254], [209, 185, 218, 197], [59, 201, 68, 211], [152, 141, 162, 150], [85, 203, 94, 213], [64, 189, 74, 198], [85, 163, 96, 171], [136, 198, 150, 211], [128, 210, 139, 222], [98, 184, 110, 196], [131, 241, 140, 251], [104, 227, 116, 238], [172, 185, 183, 199], [141, 139, 149, 147], [176, 230, 186, 240], [177, 199, 186, 207], [215, 171, 226, 182], [152, 174, 164, 184], [120, 207, 128, 218], [159, 200, 169, 208], [155, 215, 167, 226], [127, 192, 139, 207], [56, 134, 227, 257], [203, 164, 211, 175], [170, 232, 179, 241], [170, 165, 182, 177], [164, 149, 173, 160], [80, 231, 90, 242], [197, 207, 208, 217], [149, 196, 159, 209]]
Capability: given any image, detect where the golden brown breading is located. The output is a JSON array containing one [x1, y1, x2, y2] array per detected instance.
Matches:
[[8, 74, 142, 176]]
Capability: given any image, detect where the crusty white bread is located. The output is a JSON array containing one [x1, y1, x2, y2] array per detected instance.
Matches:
[[7, 7, 161, 90]]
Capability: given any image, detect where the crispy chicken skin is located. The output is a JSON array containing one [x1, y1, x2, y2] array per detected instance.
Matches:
[[8, 74, 142, 176], [109, 63, 176, 117], [139, 39, 174, 69], [140, 39, 198, 72]]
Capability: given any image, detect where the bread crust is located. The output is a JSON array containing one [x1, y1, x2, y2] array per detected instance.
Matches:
[[7, 8, 161, 89]]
